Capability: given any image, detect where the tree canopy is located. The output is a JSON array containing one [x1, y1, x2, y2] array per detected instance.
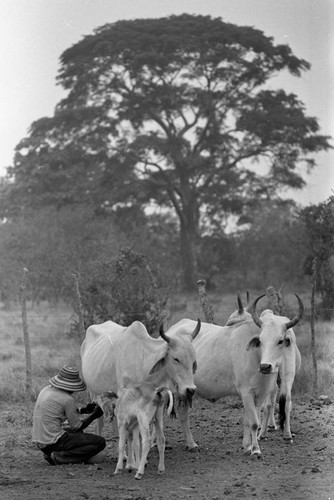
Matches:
[[2, 14, 331, 289]]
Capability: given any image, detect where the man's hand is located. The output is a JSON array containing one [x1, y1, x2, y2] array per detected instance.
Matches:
[[91, 405, 104, 419], [79, 402, 98, 414], [75, 404, 104, 432]]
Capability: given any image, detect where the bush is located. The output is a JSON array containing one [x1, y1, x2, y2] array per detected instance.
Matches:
[[73, 248, 169, 335]]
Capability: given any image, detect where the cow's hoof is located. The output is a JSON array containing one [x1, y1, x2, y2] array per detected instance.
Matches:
[[157, 469, 165, 475], [283, 437, 293, 443], [250, 452, 263, 460], [187, 446, 200, 453], [134, 473, 143, 480], [268, 425, 277, 432]]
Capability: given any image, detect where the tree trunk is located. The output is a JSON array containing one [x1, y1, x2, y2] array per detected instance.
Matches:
[[180, 219, 198, 291]]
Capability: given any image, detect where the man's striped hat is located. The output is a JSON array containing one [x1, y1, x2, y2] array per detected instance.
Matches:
[[49, 366, 86, 392]]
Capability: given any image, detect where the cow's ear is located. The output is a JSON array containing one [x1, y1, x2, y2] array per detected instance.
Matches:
[[149, 354, 167, 374], [246, 337, 260, 351], [284, 338, 291, 347]]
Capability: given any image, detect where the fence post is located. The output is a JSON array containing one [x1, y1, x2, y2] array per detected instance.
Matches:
[[72, 273, 86, 339], [196, 279, 215, 324], [20, 267, 32, 409], [265, 285, 284, 315], [310, 258, 318, 395]]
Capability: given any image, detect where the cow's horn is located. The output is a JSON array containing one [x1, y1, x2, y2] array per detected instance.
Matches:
[[191, 319, 201, 340], [237, 291, 244, 315], [284, 294, 304, 331], [159, 328, 170, 343], [249, 294, 266, 328]]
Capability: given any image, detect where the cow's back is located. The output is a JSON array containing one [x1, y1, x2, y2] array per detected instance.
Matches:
[[81, 321, 126, 394], [115, 322, 167, 389], [81, 320, 166, 395]]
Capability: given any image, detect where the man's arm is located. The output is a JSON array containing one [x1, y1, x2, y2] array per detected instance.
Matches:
[[76, 405, 104, 432]]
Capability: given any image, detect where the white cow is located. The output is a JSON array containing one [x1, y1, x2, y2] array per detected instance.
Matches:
[[247, 294, 303, 441], [81, 319, 200, 435], [114, 383, 173, 479], [225, 291, 251, 326], [165, 293, 303, 456]]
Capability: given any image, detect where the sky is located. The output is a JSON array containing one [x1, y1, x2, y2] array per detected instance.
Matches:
[[0, 0, 333, 206]]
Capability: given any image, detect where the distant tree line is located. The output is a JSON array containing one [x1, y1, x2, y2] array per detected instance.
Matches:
[[0, 196, 333, 322]]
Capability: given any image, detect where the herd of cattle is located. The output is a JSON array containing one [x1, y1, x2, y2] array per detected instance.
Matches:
[[80, 292, 303, 479]]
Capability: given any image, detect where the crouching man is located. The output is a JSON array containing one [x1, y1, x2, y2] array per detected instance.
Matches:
[[32, 365, 106, 466]]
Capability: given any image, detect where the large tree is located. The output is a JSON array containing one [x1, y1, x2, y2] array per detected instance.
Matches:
[[3, 14, 331, 289]]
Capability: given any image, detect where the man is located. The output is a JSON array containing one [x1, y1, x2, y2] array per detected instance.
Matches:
[[32, 365, 106, 466]]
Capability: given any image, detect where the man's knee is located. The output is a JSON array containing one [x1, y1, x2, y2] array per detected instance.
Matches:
[[96, 435, 106, 452]]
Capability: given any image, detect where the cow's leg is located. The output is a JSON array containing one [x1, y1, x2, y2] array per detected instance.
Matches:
[[95, 415, 105, 436], [127, 427, 140, 470], [114, 425, 126, 474], [88, 392, 104, 436], [259, 385, 277, 440], [135, 424, 150, 480], [279, 390, 294, 440], [267, 383, 278, 431], [154, 408, 166, 474], [111, 416, 119, 438], [242, 412, 251, 453], [279, 372, 296, 441], [177, 401, 198, 450], [258, 398, 270, 440], [241, 394, 261, 456], [150, 424, 157, 448]]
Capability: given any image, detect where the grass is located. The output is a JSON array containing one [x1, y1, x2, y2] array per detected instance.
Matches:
[[0, 291, 333, 404], [0, 301, 83, 403]]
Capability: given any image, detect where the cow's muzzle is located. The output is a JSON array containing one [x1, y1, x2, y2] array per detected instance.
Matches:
[[178, 387, 196, 408], [186, 387, 196, 408], [259, 363, 272, 374]]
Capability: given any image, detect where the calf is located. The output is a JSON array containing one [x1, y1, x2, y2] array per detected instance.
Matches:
[[114, 383, 173, 479]]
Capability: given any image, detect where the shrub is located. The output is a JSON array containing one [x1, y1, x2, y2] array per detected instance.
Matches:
[[73, 248, 169, 335]]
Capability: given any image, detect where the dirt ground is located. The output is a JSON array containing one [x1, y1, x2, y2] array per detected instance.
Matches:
[[1, 396, 333, 500]]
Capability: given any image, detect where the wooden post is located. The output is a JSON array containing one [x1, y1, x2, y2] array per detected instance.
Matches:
[[197, 279, 215, 324], [146, 264, 160, 312], [20, 267, 32, 408], [72, 273, 86, 339], [310, 258, 318, 395], [265, 285, 284, 315]]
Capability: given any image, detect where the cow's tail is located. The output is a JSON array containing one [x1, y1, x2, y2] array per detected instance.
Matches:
[[166, 390, 174, 417], [278, 393, 286, 431], [155, 388, 174, 417]]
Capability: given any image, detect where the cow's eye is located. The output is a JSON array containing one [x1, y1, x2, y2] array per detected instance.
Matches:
[[173, 357, 180, 363], [193, 361, 197, 374], [278, 340, 283, 345]]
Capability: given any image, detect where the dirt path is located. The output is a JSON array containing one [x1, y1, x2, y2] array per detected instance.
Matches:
[[1, 397, 333, 500]]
